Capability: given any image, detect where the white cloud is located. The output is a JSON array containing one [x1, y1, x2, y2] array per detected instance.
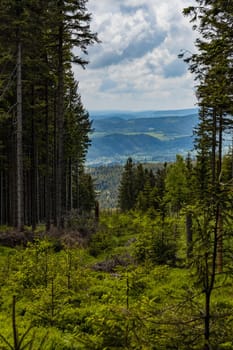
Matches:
[[73, 0, 197, 111]]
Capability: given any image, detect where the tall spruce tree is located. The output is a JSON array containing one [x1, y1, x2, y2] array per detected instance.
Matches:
[[183, 1, 233, 347], [0, 0, 98, 230], [118, 157, 136, 212]]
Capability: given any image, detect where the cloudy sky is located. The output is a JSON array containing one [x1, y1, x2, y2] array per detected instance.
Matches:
[[73, 0, 197, 111]]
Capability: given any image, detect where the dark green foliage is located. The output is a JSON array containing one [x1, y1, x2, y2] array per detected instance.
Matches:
[[133, 217, 178, 265], [77, 173, 96, 213], [182, 2, 233, 348], [88, 163, 164, 209], [0, 0, 98, 229], [222, 150, 233, 184], [118, 158, 167, 214], [118, 157, 136, 211], [118, 155, 196, 219], [89, 229, 117, 257]]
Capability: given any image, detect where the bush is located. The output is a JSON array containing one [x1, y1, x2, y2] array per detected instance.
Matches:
[[133, 231, 177, 266], [89, 229, 118, 257], [64, 210, 97, 236], [150, 237, 177, 265]]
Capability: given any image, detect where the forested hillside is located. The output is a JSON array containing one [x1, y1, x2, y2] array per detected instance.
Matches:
[[89, 108, 198, 120], [87, 111, 198, 165], [88, 162, 164, 209]]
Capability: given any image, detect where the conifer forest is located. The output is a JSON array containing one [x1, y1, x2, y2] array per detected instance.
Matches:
[[0, 1, 232, 349]]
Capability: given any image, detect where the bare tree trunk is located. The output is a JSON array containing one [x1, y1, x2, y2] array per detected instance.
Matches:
[[67, 158, 72, 211], [204, 291, 211, 350], [9, 130, 16, 226], [75, 162, 79, 211], [45, 80, 51, 231], [12, 295, 18, 349], [0, 169, 3, 225], [52, 96, 57, 226], [16, 41, 24, 231], [56, 13, 65, 230], [31, 85, 37, 231], [217, 111, 223, 273], [211, 108, 217, 186]]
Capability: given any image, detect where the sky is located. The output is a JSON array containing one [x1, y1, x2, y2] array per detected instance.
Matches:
[[73, 0, 197, 112]]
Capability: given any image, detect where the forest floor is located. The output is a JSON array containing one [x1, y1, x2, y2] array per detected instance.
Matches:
[[0, 226, 91, 249]]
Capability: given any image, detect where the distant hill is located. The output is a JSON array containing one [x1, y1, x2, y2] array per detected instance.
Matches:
[[89, 108, 198, 120], [92, 114, 197, 135], [87, 109, 199, 166], [88, 134, 193, 161]]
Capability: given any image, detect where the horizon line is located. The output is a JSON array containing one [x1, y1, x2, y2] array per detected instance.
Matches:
[[88, 107, 198, 113]]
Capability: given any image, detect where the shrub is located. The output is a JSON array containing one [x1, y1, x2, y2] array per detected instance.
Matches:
[[133, 230, 177, 266]]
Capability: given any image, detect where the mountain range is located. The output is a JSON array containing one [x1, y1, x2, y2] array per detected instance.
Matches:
[[87, 108, 199, 166]]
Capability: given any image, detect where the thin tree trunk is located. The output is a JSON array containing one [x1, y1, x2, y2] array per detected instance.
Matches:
[[75, 162, 79, 211], [0, 169, 3, 225], [45, 80, 51, 231], [203, 203, 219, 349], [186, 211, 193, 259], [9, 130, 16, 226], [56, 7, 65, 229], [12, 295, 18, 350], [217, 111, 223, 273], [204, 291, 210, 350], [31, 85, 37, 231], [67, 158, 72, 211], [52, 95, 57, 226], [212, 108, 217, 186], [16, 41, 24, 231]]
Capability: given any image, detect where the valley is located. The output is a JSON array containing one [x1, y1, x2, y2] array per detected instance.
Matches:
[[87, 109, 198, 165]]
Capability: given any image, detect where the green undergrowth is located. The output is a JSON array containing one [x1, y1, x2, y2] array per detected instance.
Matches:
[[0, 212, 232, 349]]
